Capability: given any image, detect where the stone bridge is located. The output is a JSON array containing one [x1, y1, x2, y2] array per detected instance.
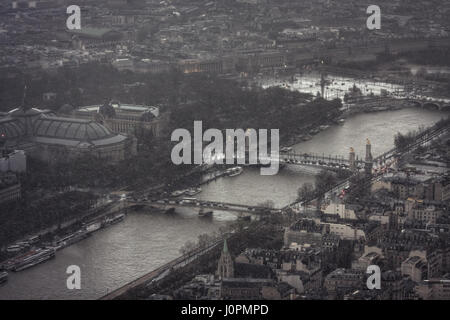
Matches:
[[125, 198, 282, 215], [406, 98, 450, 111]]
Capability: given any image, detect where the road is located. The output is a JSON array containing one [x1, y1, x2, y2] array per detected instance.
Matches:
[[99, 233, 234, 300]]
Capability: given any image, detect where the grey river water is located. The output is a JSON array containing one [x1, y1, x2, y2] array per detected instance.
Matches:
[[0, 107, 447, 299]]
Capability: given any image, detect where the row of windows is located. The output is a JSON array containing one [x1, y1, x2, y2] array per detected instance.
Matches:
[[0, 185, 21, 204]]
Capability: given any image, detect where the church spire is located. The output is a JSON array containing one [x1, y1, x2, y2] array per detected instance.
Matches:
[[217, 239, 234, 279], [223, 239, 228, 253]]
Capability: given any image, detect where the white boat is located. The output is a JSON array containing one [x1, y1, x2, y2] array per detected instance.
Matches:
[[184, 187, 202, 196], [102, 213, 125, 227], [280, 147, 293, 153], [227, 167, 243, 177], [170, 190, 185, 197], [6, 245, 22, 253], [27, 236, 40, 244]]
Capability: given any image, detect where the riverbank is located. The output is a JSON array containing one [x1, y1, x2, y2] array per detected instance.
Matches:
[[105, 218, 283, 300], [0, 200, 126, 269]]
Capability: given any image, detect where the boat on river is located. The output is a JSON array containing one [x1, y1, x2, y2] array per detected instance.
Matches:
[[5, 248, 56, 272], [53, 229, 90, 250], [198, 208, 213, 218], [185, 187, 202, 196], [226, 167, 243, 177]]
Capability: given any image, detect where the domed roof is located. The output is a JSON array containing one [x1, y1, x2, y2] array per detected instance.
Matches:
[[8, 107, 44, 118], [0, 118, 26, 139], [33, 115, 113, 141]]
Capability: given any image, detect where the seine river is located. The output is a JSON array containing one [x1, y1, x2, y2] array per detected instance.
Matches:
[[0, 107, 447, 299]]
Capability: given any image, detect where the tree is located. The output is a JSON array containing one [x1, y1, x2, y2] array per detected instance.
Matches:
[[343, 93, 349, 103], [394, 131, 416, 151], [179, 240, 196, 255], [346, 173, 370, 202], [315, 170, 337, 209], [297, 182, 315, 202], [197, 233, 214, 248], [315, 170, 337, 195], [258, 200, 275, 209]]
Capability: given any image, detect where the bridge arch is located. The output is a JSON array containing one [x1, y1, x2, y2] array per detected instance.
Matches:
[[409, 101, 422, 108], [441, 104, 450, 111], [422, 102, 440, 110]]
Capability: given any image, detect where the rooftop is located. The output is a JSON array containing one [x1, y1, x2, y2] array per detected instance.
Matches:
[[33, 114, 114, 141], [76, 103, 159, 117]]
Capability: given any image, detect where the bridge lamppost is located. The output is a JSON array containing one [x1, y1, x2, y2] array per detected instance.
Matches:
[[364, 139, 373, 177]]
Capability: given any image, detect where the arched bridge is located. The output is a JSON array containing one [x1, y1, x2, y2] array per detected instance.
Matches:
[[277, 151, 365, 171], [405, 98, 450, 111], [125, 198, 282, 215]]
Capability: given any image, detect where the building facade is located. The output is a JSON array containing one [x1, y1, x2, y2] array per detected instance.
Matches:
[[64, 102, 165, 138], [0, 105, 136, 163], [0, 150, 26, 173]]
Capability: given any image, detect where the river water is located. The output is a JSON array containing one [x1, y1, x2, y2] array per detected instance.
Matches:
[[0, 107, 447, 299]]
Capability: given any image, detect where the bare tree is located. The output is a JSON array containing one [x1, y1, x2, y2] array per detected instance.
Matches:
[[297, 182, 315, 202], [258, 200, 275, 209]]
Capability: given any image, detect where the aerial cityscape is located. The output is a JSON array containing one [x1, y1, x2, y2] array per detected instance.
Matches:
[[0, 0, 449, 303]]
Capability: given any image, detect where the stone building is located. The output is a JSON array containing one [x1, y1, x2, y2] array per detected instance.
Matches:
[[415, 279, 450, 300], [0, 150, 26, 173], [0, 104, 136, 163], [63, 102, 166, 138], [324, 268, 365, 297]]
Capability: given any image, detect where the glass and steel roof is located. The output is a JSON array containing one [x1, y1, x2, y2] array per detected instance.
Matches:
[[0, 118, 26, 139], [32, 115, 113, 141]]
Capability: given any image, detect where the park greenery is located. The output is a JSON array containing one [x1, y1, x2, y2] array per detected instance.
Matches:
[[394, 117, 449, 151], [394, 130, 418, 151], [1, 62, 344, 191], [0, 190, 97, 249], [297, 169, 352, 206]]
